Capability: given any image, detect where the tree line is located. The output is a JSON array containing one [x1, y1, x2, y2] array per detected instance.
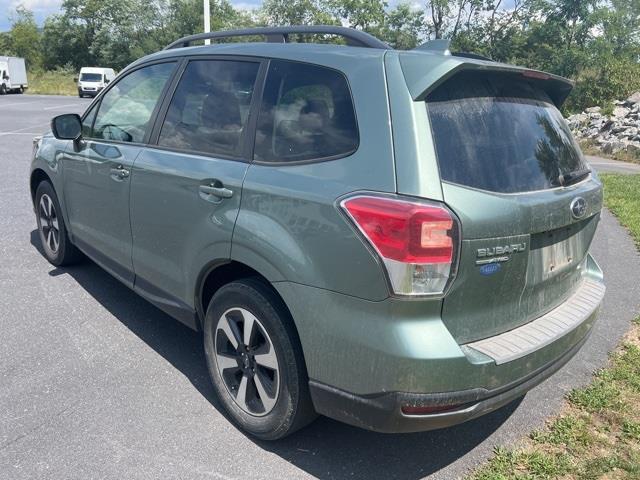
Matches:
[[1, 0, 639, 111]]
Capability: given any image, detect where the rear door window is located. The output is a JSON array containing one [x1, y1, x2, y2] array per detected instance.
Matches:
[[426, 71, 588, 193], [254, 60, 358, 163], [157, 59, 260, 158]]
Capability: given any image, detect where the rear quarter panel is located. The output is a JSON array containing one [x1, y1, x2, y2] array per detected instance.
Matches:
[[232, 52, 396, 300]]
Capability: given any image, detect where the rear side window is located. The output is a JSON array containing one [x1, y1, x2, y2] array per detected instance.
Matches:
[[158, 60, 260, 158], [426, 71, 587, 193], [254, 60, 358, 163]]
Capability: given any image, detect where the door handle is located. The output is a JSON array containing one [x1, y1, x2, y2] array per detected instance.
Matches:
[[199, 184, 233, 199], [110, 165, 130, 179]]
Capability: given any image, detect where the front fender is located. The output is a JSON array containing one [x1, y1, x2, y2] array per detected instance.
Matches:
[[30, 135, 73, 238]]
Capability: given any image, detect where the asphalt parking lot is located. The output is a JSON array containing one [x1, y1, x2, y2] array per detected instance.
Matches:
[[1, 94, 640, 480]]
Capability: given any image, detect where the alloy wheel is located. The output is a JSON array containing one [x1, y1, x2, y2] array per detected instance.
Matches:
[[38, 194, 60, 256], [214, 307, 280, 416]]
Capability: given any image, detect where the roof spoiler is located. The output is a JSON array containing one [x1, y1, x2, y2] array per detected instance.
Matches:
[[399, 52, 574, 108], [414, 39, 451, 55], [413, 39, 494, 62]]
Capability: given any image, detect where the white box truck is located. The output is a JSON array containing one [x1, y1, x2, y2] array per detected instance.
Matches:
[[76, 67, 116, 98], [0, 56, 28, 94]]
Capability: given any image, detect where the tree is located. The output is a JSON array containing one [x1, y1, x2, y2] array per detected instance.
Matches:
[[0, 32, 12, 55], [8, 6, 42, 69], [261, 0, 337, 25], [591, 0, 640, 57], [41, 14, 93, 70], [329, 0, 387, 30], [379, 3, 426, 49]]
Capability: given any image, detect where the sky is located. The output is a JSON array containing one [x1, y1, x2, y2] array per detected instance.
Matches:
[[1, 0, 62, 30]]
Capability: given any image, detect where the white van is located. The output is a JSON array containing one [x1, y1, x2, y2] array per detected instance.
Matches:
[[0, 56, 28, 94], [76, 67, 116, 98]]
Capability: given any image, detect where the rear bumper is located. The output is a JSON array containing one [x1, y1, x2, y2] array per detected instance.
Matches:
[[309, 326, 592, 433], [276, 254, 604, 433]]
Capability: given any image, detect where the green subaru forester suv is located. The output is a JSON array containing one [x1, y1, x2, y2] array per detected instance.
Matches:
[[30, 26, 605, 440]]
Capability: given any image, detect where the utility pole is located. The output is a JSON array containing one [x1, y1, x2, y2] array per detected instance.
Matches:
[[204, 0, 211, 45]]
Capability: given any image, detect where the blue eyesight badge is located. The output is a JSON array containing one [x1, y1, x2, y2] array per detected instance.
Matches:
[[479, 263, 501, 276]]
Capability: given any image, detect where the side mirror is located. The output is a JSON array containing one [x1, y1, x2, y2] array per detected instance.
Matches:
[[51, 113, 82, 141], [73, 77, 78, 83], [105, 79, 110, 84]]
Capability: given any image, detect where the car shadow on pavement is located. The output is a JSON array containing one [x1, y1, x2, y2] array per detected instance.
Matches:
[[31, 230, 521, 480], [258, 400, 521, 480]]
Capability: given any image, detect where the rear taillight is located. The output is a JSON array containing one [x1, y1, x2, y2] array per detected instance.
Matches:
[[341, 195, 458, 296]]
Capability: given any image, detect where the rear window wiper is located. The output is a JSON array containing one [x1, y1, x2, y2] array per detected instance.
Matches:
[[558, 168, 591, 187]]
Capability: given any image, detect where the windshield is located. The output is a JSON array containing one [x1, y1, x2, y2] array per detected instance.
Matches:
[[426, 71, 587, 194], [80, 73, 103, 82]]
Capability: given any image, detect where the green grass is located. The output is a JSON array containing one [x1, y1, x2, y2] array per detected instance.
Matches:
[[601, 174, 640, 248], [26, 68, 77, 96], [472, 330, 640, 479], [469, 174, 640, 480]]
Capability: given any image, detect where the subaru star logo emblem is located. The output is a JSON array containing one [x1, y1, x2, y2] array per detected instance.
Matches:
[[570, 197, 587, 219]]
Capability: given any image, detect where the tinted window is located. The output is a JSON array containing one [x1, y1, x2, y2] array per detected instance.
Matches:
[[158, 60, 259, 158], [426, 71, 587, 193], [80, 73, 102, 82], [254, 60, 358, 163], [92, 62, 175, 144]]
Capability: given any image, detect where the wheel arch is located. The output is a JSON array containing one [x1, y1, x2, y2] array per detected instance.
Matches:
[[30, 168, 53, 204], [196, 260, 294, 330]]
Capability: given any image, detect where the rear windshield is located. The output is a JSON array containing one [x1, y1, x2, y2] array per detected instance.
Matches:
[[80, 73, 103, 82], [426, 71, 587, 194]]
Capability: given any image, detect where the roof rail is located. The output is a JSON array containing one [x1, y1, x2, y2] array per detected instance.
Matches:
[[164, 26, 392, 50]]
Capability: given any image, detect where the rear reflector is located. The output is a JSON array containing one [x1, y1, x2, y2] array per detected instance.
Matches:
[[341, 195, 458, 296], [401, 403, 464, 415]]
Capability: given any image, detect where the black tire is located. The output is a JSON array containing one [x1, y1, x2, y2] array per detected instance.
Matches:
[[0, 84, 6, 95], [34, 181, 82, 267], [203, 278, 317, 440], [18, 86, 24, 94]]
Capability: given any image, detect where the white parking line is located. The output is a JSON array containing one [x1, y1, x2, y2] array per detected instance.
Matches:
[[43, 104, 81, 111], [0, 123, 49, 136], [0, 132, 43, 136], [0, 101, 40, 108]]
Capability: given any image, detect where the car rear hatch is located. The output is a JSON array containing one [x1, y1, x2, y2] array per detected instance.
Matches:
[[395, 52, 603, 344]]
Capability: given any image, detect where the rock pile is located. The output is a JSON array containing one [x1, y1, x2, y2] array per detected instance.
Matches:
[[566, 92, 640, 156]]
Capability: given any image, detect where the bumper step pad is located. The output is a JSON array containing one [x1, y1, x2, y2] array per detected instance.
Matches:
[[466, 279, 605, 364]]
